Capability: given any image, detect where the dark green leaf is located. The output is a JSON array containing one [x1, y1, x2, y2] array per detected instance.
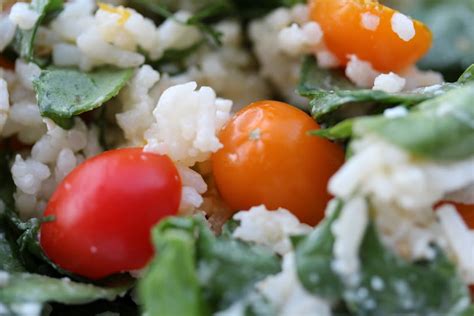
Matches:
[[297, 56, 353, 98], [298, 56, 459, 125], [0, 273, 127, 305], [197, 222, 281, 310], [292, 200, 344, 301], [458, 64, 474, 84], [308, 119, 354, 141], [139, 216, 281, 315], [355, 83, 474, 160], [139, 222, 208, 316], [33, 67, 133, 129], [0, 220, 25, 273], [345, 223, 472, 316], [13, 0, 64, 62]]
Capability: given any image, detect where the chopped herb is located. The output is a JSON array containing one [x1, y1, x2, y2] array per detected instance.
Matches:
[[33, 67, 133, 129], [12, 0, 64, 63]]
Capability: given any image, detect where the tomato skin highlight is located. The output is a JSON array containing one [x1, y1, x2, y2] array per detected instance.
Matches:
[[212, 101, 344, 226], [40, 148, 181, 279], [309, 0, 432, 72]]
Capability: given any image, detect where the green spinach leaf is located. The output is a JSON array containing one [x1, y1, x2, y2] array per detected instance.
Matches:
[[0, 273, 127, 305], [345, 223, 472, 316], [139, 216, 281, 316], [355, 83, 474, 161], [197, 221, 281, 310], [292, 200, 344, 301], [33, 67, 133, 129], [0, 220, 25, 273], [139, 218, 208, 316], [13, 0, 64, 63], [298, 56, 461, 125]]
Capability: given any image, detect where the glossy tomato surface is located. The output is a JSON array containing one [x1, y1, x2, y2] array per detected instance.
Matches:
[[212, 101, 344, 226], [40, 148, 181, 279], [309, 0, 432, 72]]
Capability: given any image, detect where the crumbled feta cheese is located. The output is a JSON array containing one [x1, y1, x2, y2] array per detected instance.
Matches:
[[373, 72, 406, 93], [345, 55, 380, 88], [9, 2, 40, 30], [361, 12, 380, 31], [233, 205, 312, 255], [256, 254, 332, 316], [437, 204, 474, 284], [391, 12, 415, 42], [332, 197, 368, 279], [144, 82, 232, 167], [383, 106, 408, 119], [330, 136, 474, 212]]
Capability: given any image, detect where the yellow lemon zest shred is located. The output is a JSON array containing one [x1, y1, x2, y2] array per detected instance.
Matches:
[[98, 3, 132, 26]]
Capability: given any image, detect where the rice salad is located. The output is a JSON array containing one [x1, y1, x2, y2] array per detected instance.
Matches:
[[0, 0, 473, 315]]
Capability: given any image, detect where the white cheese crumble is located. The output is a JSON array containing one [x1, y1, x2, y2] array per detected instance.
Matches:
[[373, 72, 406, 93], [9, 2, 40, 30], [329, 136, 474, 212], [391, 12, 415, 42], [232, 205, 311, 255], [383, 106, 408, 119], [437, 204, 474, 284], [361, 12, 380, 31], [331, 197, 368, 279], [256, 254, 332, 316], [144, 81, 232, 167]]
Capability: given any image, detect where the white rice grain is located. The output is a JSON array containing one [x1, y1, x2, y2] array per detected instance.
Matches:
[[0, 79, 10, 134], [391, 12, 415, 42], [144, 82, 232, 167], [0, 14, 16, 51], [9, 2, 40, 30]]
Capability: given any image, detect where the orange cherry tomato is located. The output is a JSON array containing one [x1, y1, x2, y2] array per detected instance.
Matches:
[[211, 100, 344, 226], [309, 0, 432, 72]]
